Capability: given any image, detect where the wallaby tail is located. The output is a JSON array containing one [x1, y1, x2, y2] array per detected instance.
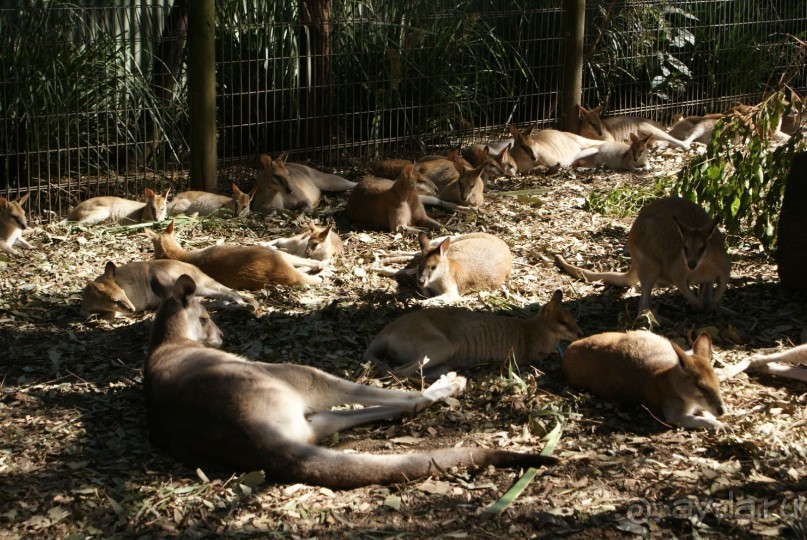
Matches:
[[555, 254, 638, 288], [267, 442, 558, 489]]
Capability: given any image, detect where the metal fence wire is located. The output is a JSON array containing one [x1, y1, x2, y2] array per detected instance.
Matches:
[[0, 1, 805, 220]]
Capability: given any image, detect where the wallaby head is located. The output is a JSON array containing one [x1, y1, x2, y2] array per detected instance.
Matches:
[[508, 123, 539, 164], [628, 133, 652, 165], [81, 261, 137, 317], [416, 233, 451, 296], [0, 193, 30, 230], [142, 188, 170, 222], [673, 215, 720, 270], [305, 223, 338, 260], [481, 143, 518, 178], [672, 333, 725, 418], [144, 220, 178, 259], [445, 161, 485, 206], [149, 271, 223, 350], [259, 152, 293, 194], [540, 289, 584, 342], [577, 104, 605, 137], [230, 183, 255, 217]]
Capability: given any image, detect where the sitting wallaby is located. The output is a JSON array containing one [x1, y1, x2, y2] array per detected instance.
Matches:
[[436, 162, 486, 207], [144, 221, 323, 289], [571, 133, 651, 171], [508, 124, 607, 171], [563, 331, 726, 429], [260, 222, 344, 262], [0, 193, 33, 256], [364, 289, 582, 378], [145, 272, 557, 488], [462, 143, 519, 181], [346, 164, 442, 231], [555, 197, 730, 316], [66, 188, 170, 225], [577, 104, 689, 149], [254, 152, 356, 213], [416, 232, 512, 300], [82, 260, 256, 318], [170, 184, 255, 217]]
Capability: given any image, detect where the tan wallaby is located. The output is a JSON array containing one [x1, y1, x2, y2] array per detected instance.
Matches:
[[508, 124, 607, 171], [66, 188, 169, 225], [0, 193, 33, 256], [555, 197, 730, 315], [364, 289, 582, 378], [81, 260, 256, 318], [436, 161, 485, 206], [254, 152, 356, 213], [369, 149, 469, 189], [577, 104, 689, 149], [144, 221, 323, 289], [668, 113, 725, 146], [563, 331, 726, 429], [261, 222, 344, 262], [345, 164, 442, 231], [416, 232, 512, 300], [571, 133, 651, 171], [462, 143, 519, 182], [721, 343, 807, 383], [170, 184, 255, 217], [145, 272, 557, 488]]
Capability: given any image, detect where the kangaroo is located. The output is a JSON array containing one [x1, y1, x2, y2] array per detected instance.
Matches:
[[145, 272, 557, 488], [416, 232, 512, 300], [144, 221, 323, 289], [364, 289, 582, 378], [571, 133, 651, 171], [254, 152, 356, 213], [0, 193, 33, 256], [260, 222, 344, 262], [82, 260, 256, 318], [508, 124, 607, 171], [462, 143, 519, 181], [577, 104, 689, 149], [66, 188, 169, 225], [563, 331, 726, 429], [436, 162, 485, 207], [345, 164, 442, 231], [170, 184, 255, 217], [555, 197, 730, 315]]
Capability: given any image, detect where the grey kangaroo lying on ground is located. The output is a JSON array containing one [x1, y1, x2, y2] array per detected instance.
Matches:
[[144, 272, 557, 488]]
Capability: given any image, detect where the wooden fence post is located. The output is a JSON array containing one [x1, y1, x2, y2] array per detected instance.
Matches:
[[188, 0, 216, 191], [561, 0, 585, 133]]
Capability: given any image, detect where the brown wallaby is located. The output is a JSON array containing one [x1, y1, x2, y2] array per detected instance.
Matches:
[[416, 232, 512, 300], [563, 331, 726, 429], [170, 184, 255, 217], [577, 104, 689, 149], [364, 289, 582, 378], [254, 152, 356, 213], [82, 260, 256, 319], [508, 124, 606, 171], [571, 133, 651, 171], [436, 161, 486, 207], [145, 272, 557, 488], [555, 197, 730, 315], [369, 148, 471, 189], [144, 221, 323, 289], [462, 143, 519, 182], [0, 193, 33, 256], [260, 222, 344, 262], [66, 188, 170, 225], [345, 164, 442, 231]]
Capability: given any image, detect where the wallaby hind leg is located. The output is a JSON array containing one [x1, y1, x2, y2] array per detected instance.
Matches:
[[276, 251, 326, 270], [307, 406, 421, 439]]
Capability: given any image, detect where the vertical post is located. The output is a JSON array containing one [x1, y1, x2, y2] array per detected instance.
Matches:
[[561, 0, 585, 133], [188, 0, 216, 191]]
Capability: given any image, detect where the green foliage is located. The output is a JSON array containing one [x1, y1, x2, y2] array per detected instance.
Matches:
[[673, 91, 806, 252], [584, 180, 670, 218]]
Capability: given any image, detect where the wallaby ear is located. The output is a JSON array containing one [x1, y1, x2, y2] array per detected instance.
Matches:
[[163, 187, 171, 198], [103, 261, 116, 279], [17, 193, 30, 206], [143, 228, 158, 240], [452, 159, 465, 173], [231, 183, 242, 195], [523, 123, 537, 136], [144, 188, 155, 199], [277, 151, 289, 164], [691, 333, 713, 359], [86, 279, 101, 291], [594, 104, 604, 114], [671, 215, 688, 238], [0, 197, 8, 209], [630, 133, 638, 142], [540, 289, 563, 315], [260, 154, 272, 169], [321, 224, 333, 237], [508, 124, 520, 137], [472, 163, 486, 176], [149, 266, 175, 299], [498, 143, 511, 158], [402, 163, 414, 176], [576, 104, 586, 118], [248, 186, 257, 198], [706, 216, 721, 237], [165, 220, 175, 235], [476, 146, 488, 160], [173, 274, 197, 307], [438, 237, 451, 255], [418, 232, 431, 251], [446, 148, 460, 161]]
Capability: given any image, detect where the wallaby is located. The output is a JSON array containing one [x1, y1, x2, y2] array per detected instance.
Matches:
[[145, 272, 557, 488], [461, 143, 519, 182], [508, 124, 607, 171], [170, 184, 255, 217], [416, 232, 512, 300], [555, 197, 730, 316], [66, 188, 169, 225], [144, 221, 323, 289], [571, 133, 651, 171], [254, 152, 356, 213], [260, 222, 344, 262], [577, 104, 689, 149], [81, 260, 256, 318], [364, 289, 582, 378], [436, 162, 486, 207], [369, 149, 469, 189], [0, 193, 33, 256], [720, 342, 807, 383], [669, 113, 725, 146], [345, 164, 442, 231], [563, 331, 726, 429]]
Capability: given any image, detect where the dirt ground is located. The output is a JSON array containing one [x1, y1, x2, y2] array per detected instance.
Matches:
[[1, 148, 806, 539]]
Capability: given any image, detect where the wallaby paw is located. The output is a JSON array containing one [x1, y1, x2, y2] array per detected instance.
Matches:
[[423, 371, 467, 402]]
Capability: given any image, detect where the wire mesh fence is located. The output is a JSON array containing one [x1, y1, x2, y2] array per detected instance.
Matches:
[[0, 1, 805, 220]]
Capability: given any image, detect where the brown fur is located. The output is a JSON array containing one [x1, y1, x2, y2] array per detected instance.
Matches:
[[436, 162, 485, 206], [577, 104, 689, 148], [144, 221, 322, 289], [563, 331, 726, 429], [145, 274, 557, 488], [66, 188, 169, 225], [462, 143, 518, 181], [572, 133, 651, 171], [0, 193, 32, 256], [508, 124, 607, 171], [364, 289, 582, 378], [345, 164, 442, 231], [170, 184, 255, 217], [556, 197, 730, 315]]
